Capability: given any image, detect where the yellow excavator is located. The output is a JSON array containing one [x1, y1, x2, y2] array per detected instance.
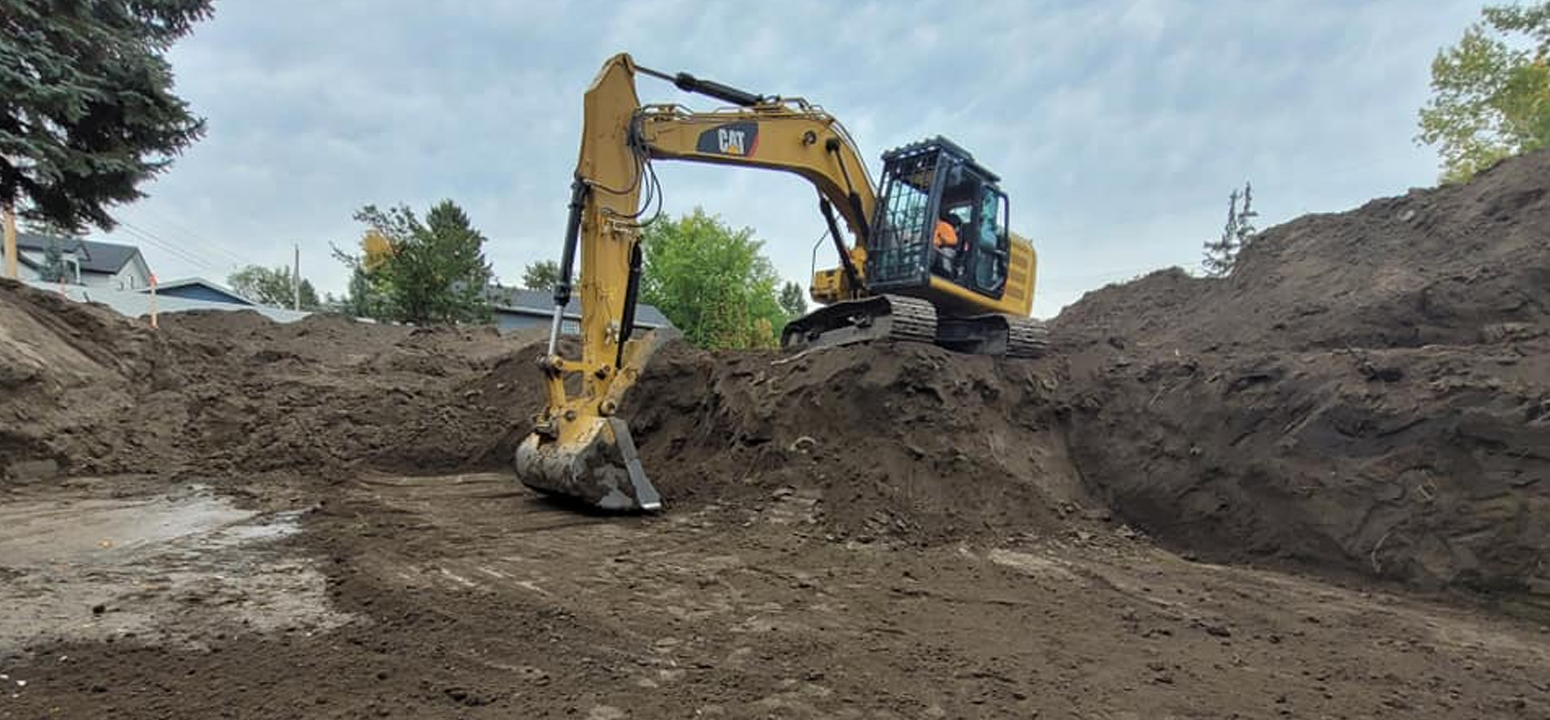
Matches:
[[514, 54, 1044, 511]]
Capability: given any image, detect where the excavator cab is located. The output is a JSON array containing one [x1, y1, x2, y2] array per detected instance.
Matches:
[[866, 137, 1011, 302], [785, 134, 1035, 357]]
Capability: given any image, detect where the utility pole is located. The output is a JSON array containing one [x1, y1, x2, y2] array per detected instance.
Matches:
[[2, 202, 16, 280], [292, 243, 300, 311]]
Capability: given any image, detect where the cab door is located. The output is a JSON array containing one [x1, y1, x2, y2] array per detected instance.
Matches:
[[966, 186, 1010, 297], [936, 165, 1008, 300]]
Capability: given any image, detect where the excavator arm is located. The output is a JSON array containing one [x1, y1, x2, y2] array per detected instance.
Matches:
[[637, 104, 876, 245], [515, 53, 886, 511]]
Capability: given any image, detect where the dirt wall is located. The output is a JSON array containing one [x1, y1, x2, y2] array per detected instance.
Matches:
[[1054, 150, 1550, 606]]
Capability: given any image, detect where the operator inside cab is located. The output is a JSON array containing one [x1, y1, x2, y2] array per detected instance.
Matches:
[[932, 206, 969, 278], [933, 214, 959, 250]]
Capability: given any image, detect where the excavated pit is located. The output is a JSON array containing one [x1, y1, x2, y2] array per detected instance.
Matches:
[[3, 151, 1548, 604], [1, 149, 1548, 719]]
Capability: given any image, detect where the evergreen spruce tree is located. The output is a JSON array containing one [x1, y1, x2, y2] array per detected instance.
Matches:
[[1, 1, 214, 231]]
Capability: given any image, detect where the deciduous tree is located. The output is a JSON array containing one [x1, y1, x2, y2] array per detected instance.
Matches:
[[339, 200, 493, 324], [228, 264, 321, 310], [640, 208, 786, 349], [521, 259, 563, 291], [1419, 2, 1550, 182]]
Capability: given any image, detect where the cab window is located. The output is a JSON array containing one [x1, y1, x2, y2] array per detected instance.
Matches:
[[969, 188, 1008, 295]]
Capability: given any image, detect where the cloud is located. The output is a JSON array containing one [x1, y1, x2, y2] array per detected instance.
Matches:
[[100, 0, 1480, 316]]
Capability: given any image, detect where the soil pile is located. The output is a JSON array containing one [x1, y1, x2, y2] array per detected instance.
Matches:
[[0, 282, 547, 481], [1, 286, 157, 475], [0, 279, 1094, 546], [1054, 151, 1550, 604], [625, 341, 1093, 543], [1058, 150, 1550, 351]]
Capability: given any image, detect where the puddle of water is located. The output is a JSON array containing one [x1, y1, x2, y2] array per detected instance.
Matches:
[[0, 486, 347, 656], [0, 494, 259, 565]]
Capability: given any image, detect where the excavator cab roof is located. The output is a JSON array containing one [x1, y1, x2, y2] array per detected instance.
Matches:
[[881, 136, 1001, 189]]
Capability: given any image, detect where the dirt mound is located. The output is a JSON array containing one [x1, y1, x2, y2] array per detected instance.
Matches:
[[625, 341, 1094, 543], [1, 282, 155, 474], [0, 281, 547, 482], [1, 278, 1095, 546], [1054, 151, 1550, 606], [1058, 150, 1550, 351]]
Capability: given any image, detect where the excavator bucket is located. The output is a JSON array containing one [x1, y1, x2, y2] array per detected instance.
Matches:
[[515, 415, 661, 511], [513, 327, 677, 512]]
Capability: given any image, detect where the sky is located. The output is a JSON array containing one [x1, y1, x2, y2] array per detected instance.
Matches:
[[95, 0, 1484, 318]]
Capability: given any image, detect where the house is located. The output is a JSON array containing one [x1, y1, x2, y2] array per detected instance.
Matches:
[[141, 277, 255, 306], [486, 286, 672, 335], [15, 232, 152, 291]]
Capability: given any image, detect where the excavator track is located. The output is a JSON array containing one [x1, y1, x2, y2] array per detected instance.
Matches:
[[781, 294, 938, 352], [781, 294, 1049, 359], [1006, 316, 1050, 358], [879, 295, 939, 343]]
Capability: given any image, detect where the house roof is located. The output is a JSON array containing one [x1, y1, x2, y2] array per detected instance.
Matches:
[[487, 286, 673, 328], [24, 279, 310, 323], [15, 232, 143, 274], [136, 277, 255, 306]]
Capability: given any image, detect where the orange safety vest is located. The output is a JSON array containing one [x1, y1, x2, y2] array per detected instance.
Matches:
[[934, 220, 959, 248]]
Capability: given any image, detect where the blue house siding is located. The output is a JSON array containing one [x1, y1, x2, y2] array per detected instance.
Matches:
[[157, 284, 254, 305]]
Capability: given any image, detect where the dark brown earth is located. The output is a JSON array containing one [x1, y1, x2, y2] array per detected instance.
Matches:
[[1054, 150, 1550, 607], [0, 288, 548, 479], [1, 151, 1548, 718]]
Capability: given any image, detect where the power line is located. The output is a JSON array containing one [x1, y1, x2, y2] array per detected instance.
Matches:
[[115, 221, 220, 269], [114, 221, 233, 275], [134, 208, 259, 267]]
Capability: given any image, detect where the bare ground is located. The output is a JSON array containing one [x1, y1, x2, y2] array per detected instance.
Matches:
[[2, 472, 1547, 719]]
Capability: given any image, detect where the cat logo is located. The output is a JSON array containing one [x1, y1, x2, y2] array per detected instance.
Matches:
[[718, 128, 747, 155], [696, 121, 759, 157]]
